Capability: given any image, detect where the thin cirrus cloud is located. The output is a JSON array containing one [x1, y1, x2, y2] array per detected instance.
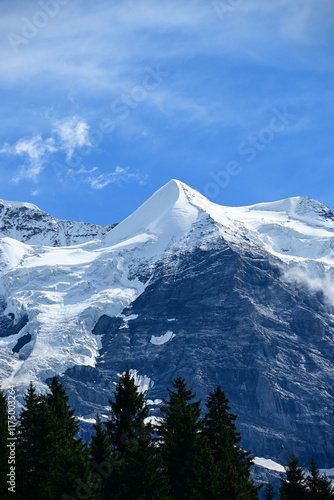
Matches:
[[1, 1, 332, 116], [0, 1, 332, 143], [86, 166, 147, 190], [75, 165, 148, 190]]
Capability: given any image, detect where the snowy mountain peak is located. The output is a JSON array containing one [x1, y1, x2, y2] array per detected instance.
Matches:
[[247, 195, 334, 222], [104, 179, 199, 252], [103, 180, 334, 263]]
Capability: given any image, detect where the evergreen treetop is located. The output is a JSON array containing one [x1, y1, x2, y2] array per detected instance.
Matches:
[[306, 457, 334, 499], [106, 368, 149, 456], [264, 481, 276, 500], [203, 385, 259, 499], [158, 377, 215, 499], [105, 368, 167, 499], [279, 453, 308, 500]]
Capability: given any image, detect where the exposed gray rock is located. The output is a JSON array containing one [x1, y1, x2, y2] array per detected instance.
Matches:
[[0, 199, 116, 246], [63, 240, 334, 468]]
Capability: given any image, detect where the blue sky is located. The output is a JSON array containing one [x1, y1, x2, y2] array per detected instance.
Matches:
[[0, 0, 333, 225]]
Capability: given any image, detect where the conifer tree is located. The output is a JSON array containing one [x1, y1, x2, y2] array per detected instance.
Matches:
[[0, 388, 9, 500], [105, 368, 167, 499], [17, 379, 90, 500], [279, 453, 308, 500], [106, 368, 149, 456], [45, 376, 90, 499], [264, 481, 276, 500], [306, 457, 334, 499], [158, 377, 215, 499], [90, 412, 111, 465], [202, 385, 259, 499], [89, 413, 112, 499], [16, 382, 47, 499]]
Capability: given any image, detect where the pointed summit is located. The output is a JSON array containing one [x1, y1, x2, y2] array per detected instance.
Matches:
[[104, 179, 199, 252]]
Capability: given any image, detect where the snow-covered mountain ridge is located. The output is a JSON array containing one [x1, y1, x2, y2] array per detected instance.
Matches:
[[1, 180, 334, 468], [0, 198, 116, 246]]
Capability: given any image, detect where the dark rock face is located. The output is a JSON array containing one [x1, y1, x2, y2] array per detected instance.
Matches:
[[12, 333, 32, 353], [0, 299, 28, 338], [62, 239, 334, 467]]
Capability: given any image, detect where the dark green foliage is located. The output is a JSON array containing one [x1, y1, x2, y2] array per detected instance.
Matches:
[[306, 457, 334, 499], [202, 385, 259, 499], [105, 368, 167, 499], [16, 382, 46, 499], [16, 378, 89, 500], [279, 453, 308, 500], [10, 373, 264, 499], [89, 413, 112, 499], [45, 376, 90, 499], [11, 371, 334, 500], [264, 481, 276, 500], [90, 412, 111, 465], [106, 368, 149, 456], [158, 377, 215, 499]]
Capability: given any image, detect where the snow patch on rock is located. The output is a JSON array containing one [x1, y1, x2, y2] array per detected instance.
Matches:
[[150, 331, 175, 345]]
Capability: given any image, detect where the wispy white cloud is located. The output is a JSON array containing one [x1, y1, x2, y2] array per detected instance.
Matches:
[[283, 264, 334, 306], [85, 166, 148, 190], [0, 118, 148, 190], [53, 116, 91, 161], [1, 135, 56, 183], [0, 116, 94, 183]]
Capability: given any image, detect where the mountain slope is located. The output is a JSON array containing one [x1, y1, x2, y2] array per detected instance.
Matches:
[[0, 180, 334, 467]]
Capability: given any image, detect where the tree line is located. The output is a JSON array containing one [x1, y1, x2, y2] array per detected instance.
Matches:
[[0, 370, 333, 499]]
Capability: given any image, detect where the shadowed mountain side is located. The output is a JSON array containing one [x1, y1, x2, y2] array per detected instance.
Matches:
[[62, 241, 334, 466]]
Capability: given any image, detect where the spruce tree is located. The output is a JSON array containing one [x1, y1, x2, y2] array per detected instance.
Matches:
[[158, 377, 215, 499], [90, 413, 111, 465], [105, 368, 167, 499], [45, 376, 90, 499], [89, 413, 112, 499], [264, 481, 276, 499], [202, 385, 259, 499], [306, 457, 334, 499], [0, 388, 9, 500], [16, 382, 47, 499], [17, 379, 90, 500], [106, 369, 149, 456], [279, 453, 308, 500]]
